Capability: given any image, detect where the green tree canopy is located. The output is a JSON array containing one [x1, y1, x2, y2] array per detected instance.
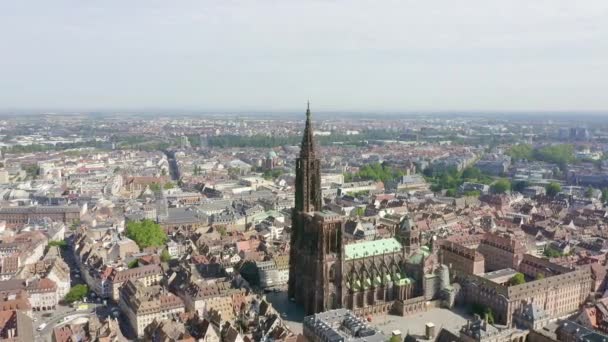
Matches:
[[64, 284, 89, 303], [490, 179, 511, 194], [125, 219, 168, 249], [509, 273, 526, 286], [602, 188, 608, 203], [534, 144, 575, 168], [463, 190, 481, 197], [507, 144, 533, 160], [48, 240, 67, 249], [389, 335, 402, 342], [507, 143, 574, 170], [543, 245, 563, 258], [216, 226, 227, 237], [512, 180, 530, 193], [262, 169, 284, 180], [545, 182, 562, 197], [161, 249, 172, 262], [345, 162, 404, 184], [149, 183, 161, 192], [462, 167, 482, 180], [471, 303, 495, 324]]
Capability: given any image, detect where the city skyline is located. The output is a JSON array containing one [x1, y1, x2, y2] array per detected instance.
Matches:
[[1, 1, 608, 113]]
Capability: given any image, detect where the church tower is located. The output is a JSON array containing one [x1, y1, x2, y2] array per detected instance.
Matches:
[[294, 102, 322, 213], [288, 104, 343, 315]]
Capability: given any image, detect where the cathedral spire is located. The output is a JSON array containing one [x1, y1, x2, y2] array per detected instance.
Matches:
[[300, 102, 316, 158]]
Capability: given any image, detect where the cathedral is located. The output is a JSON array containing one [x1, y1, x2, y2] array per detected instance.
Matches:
[[288, 105, 455, 317]]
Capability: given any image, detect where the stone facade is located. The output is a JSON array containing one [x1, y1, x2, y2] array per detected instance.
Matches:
[[0, 206, 81, 228], [119, 280, 185, 338], [440, 240, 485, 276], [288, 106, 442, 317], [463, 265, 592, 326], [477, 232, 526, 272]]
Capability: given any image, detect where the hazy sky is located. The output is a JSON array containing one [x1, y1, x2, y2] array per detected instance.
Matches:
[[1, 1, 607, 113]]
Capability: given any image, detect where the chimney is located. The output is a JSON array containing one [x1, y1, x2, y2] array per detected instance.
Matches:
[[425, 323, 436, 339]]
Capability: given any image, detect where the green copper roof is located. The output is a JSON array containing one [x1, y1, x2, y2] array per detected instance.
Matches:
[[344, 238, 402, 261], [407, 247, 431, 264]]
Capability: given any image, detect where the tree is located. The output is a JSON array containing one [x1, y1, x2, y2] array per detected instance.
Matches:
[[490, 179, 511, 194], [345, 162, 404, 184], [545, 182, 562, 197], [64, 284, 89, 303], [536, 273, 545, 280], [544, 245, 563, 258], [24, 164, 40, 179], [125, 219, 168, 249], [227, 167, 241, 179], [163, 182, 175, 190], [128, 259, 139, 268], [463, 190, 481, 197], [389, 336, 401, 342], [161, 249, 172, 262], [602, 188, 608, 203], [70, 219, 81, 231], [486, 309, 495, 324], [445, 188, 457, 197], [462, 167, 482, 180], [507, 144, 533, 160], [48, 240, 67, 249], [509, 273, 526, 286], [534, 144, 575, 169], [262, 169, 284, 180], [512, 180, 529, 193], [585, 187, 595, 198], [216, 226, 227, 237], [471, 303, 495, 324], [149, 183, 161, 192], [354, 207, 365, 217]]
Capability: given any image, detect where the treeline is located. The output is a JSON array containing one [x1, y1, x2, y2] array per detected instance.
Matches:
[[1, 140, 110, 154], [207, 135, 301, 148], [507, 143, 575, 169], [113, 135, 176, 151], [344, 162, 404, 183], [1, 135, 177, 154], [423, 166, 495, 195], [202, 130, 399, 148]]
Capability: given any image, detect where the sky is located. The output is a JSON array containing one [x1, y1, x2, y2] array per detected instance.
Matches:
[[1, 1, 608, 113]]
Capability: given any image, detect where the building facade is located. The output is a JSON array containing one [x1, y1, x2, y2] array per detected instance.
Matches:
[[119, 280, 185, 338], [288, 106, 443, 317], [0, 206, 81, 228]]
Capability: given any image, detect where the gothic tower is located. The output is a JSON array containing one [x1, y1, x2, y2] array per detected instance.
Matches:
[[396, 215, 420, 254], [288, 104, 343, 315], [294, 102, 322, 213]]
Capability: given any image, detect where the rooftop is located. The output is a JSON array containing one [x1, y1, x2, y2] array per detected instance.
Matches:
[[344, 238, 402, 261]]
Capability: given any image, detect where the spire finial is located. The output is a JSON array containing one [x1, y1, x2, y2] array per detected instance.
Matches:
[[306, 101, 310, 117]]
